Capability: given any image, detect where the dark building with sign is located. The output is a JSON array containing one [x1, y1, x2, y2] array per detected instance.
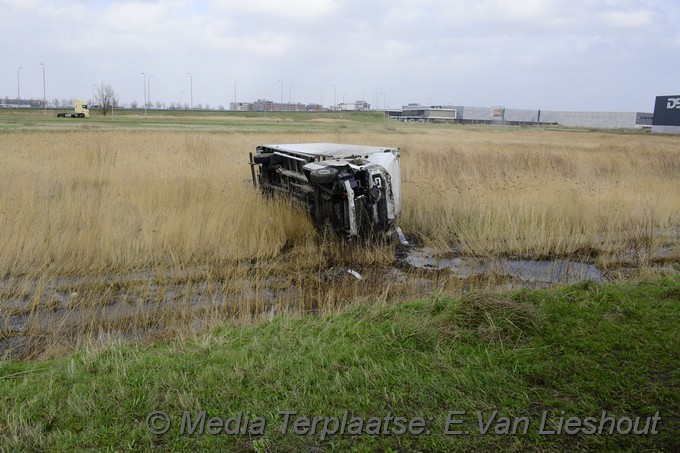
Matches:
[[652, 95, 680, 134]]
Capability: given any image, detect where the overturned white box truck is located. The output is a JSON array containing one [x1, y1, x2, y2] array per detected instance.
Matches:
[[249, 143, 405, 241]]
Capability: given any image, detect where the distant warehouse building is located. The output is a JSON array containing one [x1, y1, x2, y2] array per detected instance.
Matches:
[[392, 104, 652, 129], [557, 111, 652, 129], [452, 106, 560, 125], [652, 95, 680, 134], [339, 101, 370, 111], [400, 104, 457, 123], [459, 107, 650, 128]]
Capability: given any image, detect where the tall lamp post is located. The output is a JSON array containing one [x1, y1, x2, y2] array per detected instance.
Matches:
[[147, 74, 154, 110], [234, 80, 239, 110], [289, 85, 294, 110], [141, 72, 147, 118], [17, 67, 22, 106], [186, 72, 193, 109], [41, 63, 46, 110], [332, 84, 336, 111], [380, 92, 388, 127], [278, 79, 283, 111]]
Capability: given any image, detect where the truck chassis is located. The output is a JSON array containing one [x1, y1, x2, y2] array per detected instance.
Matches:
[[249, 143, 402, 240], [56, 112, 87, 118]]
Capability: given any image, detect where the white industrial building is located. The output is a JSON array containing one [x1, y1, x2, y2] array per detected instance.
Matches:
[[400, 104, 457, 123], [338, 101, 370, 111], [556, 111, 652, 128], [391, 104, 653, 129]]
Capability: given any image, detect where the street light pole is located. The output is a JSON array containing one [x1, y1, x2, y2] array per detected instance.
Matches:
[[141, 72, 147, 118], [278, 79, 283, 111], [381, 92, 388, 127], [41, 63, 46, 110], [234, 80, 239, 110], [17, 67, 22, 106], [332, 84, 336, 111], [289, 85, 294, 109], [148, 74, 154, 110], [186, 72, 193, 109]]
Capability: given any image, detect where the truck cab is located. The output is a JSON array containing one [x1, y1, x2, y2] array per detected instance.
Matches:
[[74, 100, 90, 118]]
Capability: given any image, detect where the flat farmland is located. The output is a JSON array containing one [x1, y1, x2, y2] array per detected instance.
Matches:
[[1, 110, 679, 358]]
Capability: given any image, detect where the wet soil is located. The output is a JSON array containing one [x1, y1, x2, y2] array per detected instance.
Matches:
[[1, 244, 678, 360]]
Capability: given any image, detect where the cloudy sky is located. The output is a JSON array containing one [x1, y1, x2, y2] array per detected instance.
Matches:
[[2, 0, 679, 111]]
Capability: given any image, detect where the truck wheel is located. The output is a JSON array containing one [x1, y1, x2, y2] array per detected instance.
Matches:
[[309, 167, 339, 184], [253, 153, 273, 165]]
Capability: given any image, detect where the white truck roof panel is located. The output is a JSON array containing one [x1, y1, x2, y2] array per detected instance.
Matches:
[[260, 143, 397, 158]]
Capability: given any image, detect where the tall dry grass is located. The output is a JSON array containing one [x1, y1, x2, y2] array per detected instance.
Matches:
[[1, 127, 679, 358], [398, 130, 680, 265], [1, 128, 679, 275], [1, 132, 313, 277]]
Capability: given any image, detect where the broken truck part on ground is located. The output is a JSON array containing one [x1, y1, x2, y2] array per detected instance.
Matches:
[[249, 143, 407, 242]]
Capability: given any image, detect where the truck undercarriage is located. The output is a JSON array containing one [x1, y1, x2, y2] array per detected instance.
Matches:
[[249, 143, 403, 240]]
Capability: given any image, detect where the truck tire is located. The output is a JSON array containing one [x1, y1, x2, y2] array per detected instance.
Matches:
[[309, 167, 339, 184]]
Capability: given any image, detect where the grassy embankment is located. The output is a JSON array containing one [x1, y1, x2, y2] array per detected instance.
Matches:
[[0, 108, 389, 133], [1, 276, 678, 451]]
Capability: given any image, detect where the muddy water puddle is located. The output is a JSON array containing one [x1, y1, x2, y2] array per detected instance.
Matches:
[[0, 271, 303, 359], [1, 244, 677, 359], [403, 248, 603, 283]]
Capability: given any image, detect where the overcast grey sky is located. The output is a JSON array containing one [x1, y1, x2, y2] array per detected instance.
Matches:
[[2, 0, 679, 111]]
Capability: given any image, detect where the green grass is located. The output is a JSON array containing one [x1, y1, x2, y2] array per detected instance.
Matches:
[[0, 109, 406, 134], [1, 276, 678, 451]]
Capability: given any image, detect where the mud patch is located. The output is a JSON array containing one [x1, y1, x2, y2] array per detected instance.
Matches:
[[403, 247, 603, 285], [1, 243, 677, 360]]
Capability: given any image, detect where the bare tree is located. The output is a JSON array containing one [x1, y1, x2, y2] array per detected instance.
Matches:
[[95, 83, 118, 116]]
